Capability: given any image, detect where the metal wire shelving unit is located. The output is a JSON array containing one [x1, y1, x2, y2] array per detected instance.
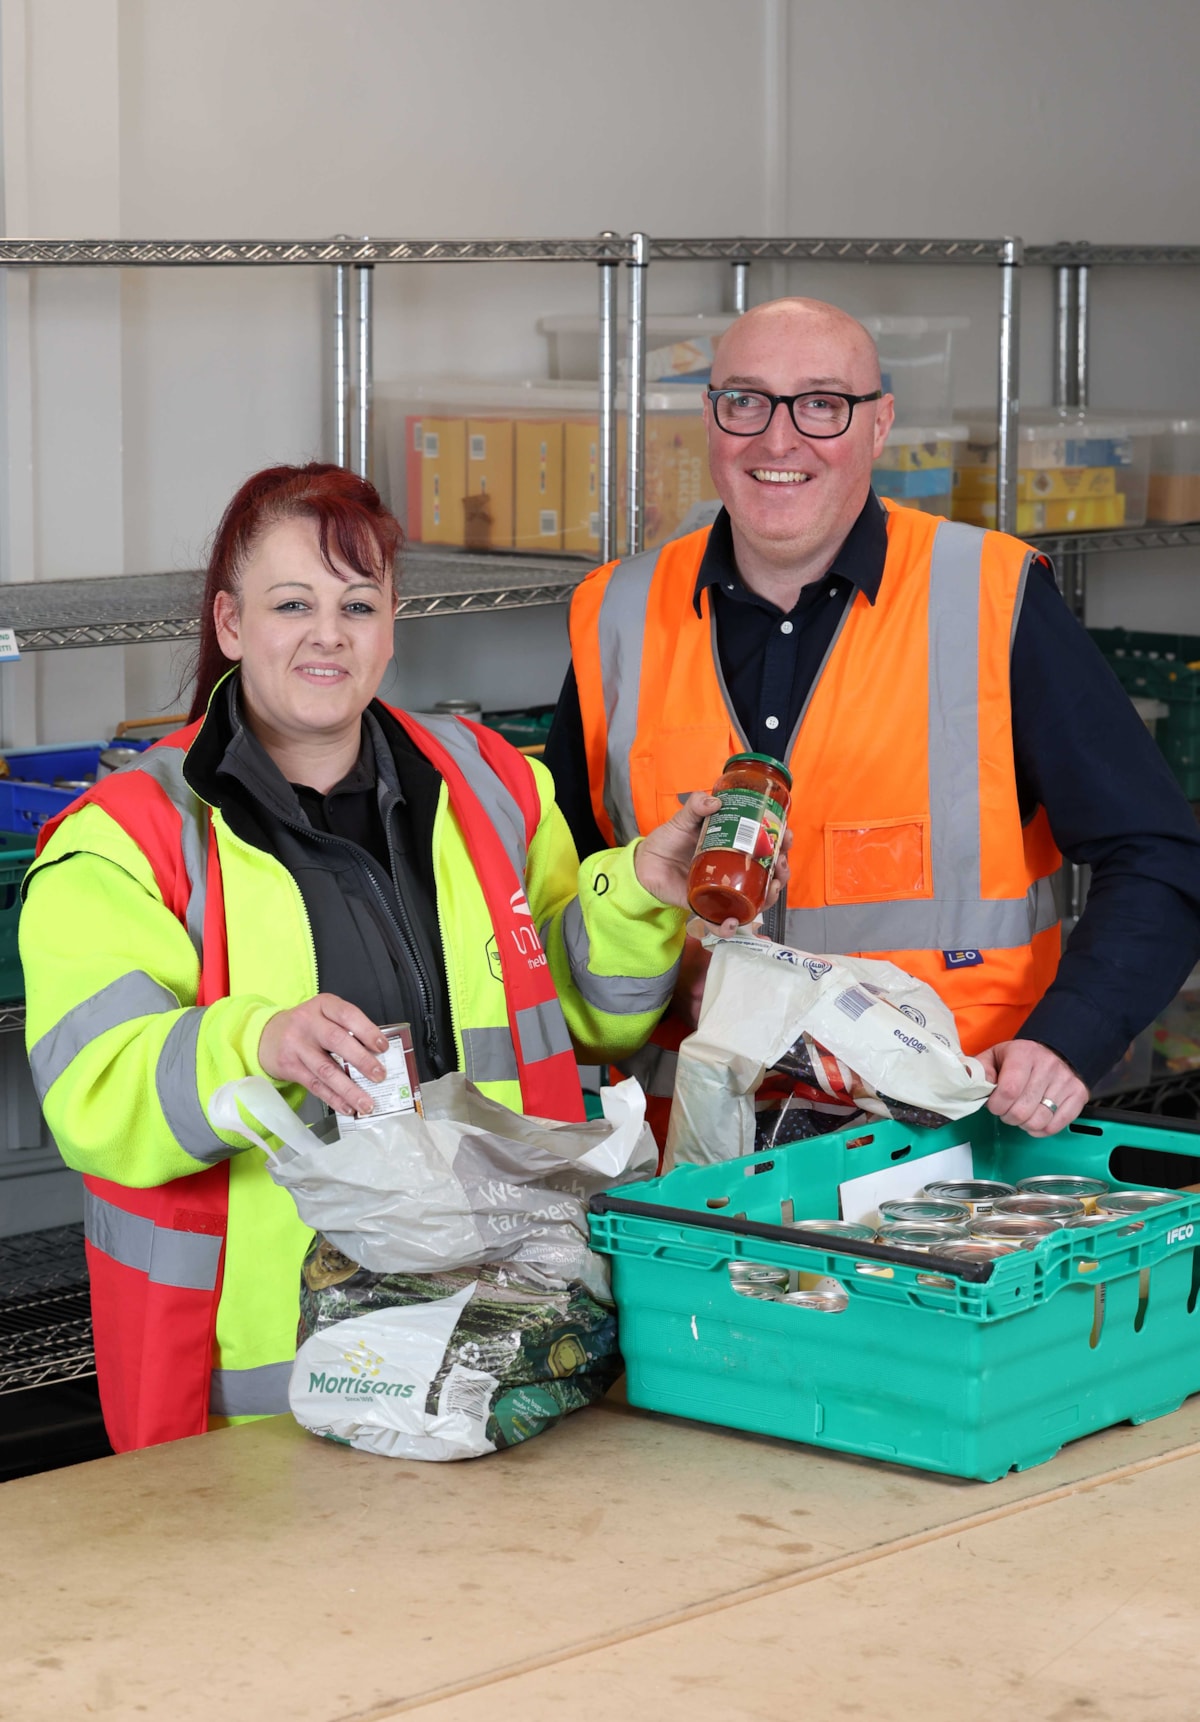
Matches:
[[0, 1223, 94, 1395]]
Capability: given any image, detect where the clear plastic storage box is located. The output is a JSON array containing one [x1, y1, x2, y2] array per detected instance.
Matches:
[[1146, 418, 1200, 523], [872, 423, 967, 517], [536, 312, 735, 383], [863, 315, 968, 425], [952, 409, 1160, 533]]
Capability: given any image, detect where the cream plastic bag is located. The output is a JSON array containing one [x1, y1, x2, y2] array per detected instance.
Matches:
[[666, 934, 994, 1167]]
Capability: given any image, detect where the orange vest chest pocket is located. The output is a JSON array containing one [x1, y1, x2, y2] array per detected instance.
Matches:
[[824, 815, 932, 905]]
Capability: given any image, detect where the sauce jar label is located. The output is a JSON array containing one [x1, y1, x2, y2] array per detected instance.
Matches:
[[697, 789, 785, 868]]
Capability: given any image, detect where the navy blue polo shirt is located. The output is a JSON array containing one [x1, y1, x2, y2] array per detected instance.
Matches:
[[544, 496, 1200, 1086]]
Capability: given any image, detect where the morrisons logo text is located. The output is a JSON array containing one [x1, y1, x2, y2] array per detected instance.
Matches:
[[309, 1372, 416, 1398]]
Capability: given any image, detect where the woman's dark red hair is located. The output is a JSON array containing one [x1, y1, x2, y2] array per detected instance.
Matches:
[[187, 463, 403, 721]]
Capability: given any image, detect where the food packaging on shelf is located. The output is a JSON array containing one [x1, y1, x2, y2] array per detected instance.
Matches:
[[951, 409, 1161, 532], [377, 378, 717, 556], [1146, 418, 1200, 523], [863, 315, 969, 425], [872, 424, 967, 517]]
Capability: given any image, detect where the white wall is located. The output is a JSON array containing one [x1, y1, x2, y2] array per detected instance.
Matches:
[[2, 0, 1200, 743]]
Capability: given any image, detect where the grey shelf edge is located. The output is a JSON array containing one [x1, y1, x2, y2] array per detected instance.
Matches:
[[0, 1226, 94, 1395], [0, 237, 633, 267], [1027, 521, 1200, 557], [0, 1003, 26, 1036], [1026, 243, 1200, 268], [650, 236, 1012, 263], [4, 549, 594, 652]]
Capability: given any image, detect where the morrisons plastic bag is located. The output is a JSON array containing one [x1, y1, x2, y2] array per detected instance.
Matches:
[[667, 934, 994, 1167], [206, 1071, 655, 1460], [291, 1248, 619, 1461]]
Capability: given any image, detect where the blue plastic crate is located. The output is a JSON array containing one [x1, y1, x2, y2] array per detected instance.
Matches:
[[0, 740, 150, 834], [589, 1110, 1200, 1481]]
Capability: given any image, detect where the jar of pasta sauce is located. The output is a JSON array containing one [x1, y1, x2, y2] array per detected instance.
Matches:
[[686, 752, 792, 925]]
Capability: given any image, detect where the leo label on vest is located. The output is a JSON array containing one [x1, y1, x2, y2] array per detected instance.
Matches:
[[337, 1020, 424, 1133], [944, 949, 984, 969]]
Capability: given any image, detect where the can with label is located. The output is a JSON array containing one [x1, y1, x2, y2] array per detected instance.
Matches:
[[922, 1179, 1016, 1217], [969, 1214, 1062, 1247], [729, 1262, 790, 1295], [1017, 1174, 1109, 1213], [876, 1220, 970, 1252], [994, 1193, 1085, 1222], [336, 1020, 423, 1133], [793, 1219, 876, 1242], [878, 1198, 971, 1226], [1096, 1189, 1182, 1216]]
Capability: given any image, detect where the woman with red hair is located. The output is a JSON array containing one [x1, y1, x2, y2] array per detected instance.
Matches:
[[19, 463, 709, 1451]]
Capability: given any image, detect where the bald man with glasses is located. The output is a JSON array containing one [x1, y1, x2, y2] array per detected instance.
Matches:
[[545, 297, 1200, 1144]]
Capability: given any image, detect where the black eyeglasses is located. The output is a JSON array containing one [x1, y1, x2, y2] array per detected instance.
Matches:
[[706, 387, 883, 439]]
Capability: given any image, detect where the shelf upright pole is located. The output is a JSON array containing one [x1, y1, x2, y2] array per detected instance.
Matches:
[[597, 233, 619, 565], [731, 260, 749, 314], [1074, 265, 1090, 407], [1054, 265, 1074, 409], [354, 259, 374, 482], [333, 259, 352, 469], [625, 231, 649, 556], [995, 237, 1024, 537]]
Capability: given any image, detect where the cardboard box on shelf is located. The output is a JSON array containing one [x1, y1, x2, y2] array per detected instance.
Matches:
[[954, 465, 1118, 503], [953, 493, 1127, 534], [514, 421, 565, 552], [563, 419, 600, 555], [419, 418, 467, 545], [464, 419, 514, 552], [403, 415, 424, 538], [621, 411, 718, 552]]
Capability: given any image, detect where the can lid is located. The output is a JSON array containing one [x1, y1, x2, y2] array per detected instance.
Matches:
[[723, 751, 793, 788]]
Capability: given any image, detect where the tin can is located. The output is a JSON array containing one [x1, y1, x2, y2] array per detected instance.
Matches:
[[729, 1262, 790, 1293], [1062, 1212, 1118, 1230], [96, 746, 142, 776], [1096, 1189, 1182, 1216], [994, 1193, 1085, 1222], [922, 1179, 1015, 1217], [53, 777, 93, 790], [733, 1285, 782, 1301], [876, 1220, 970, 1252], [336, 1020, 423, 1132], [878, 1198, 971, 1226], [793, 1219, 875, 1242], [969, 1214, 1062, 1247], [778, 1283, 849, 1313], [1017, 1174, 1109, 1213], [938, 1238, 1020, 1262], [433, 698, 483, 720]]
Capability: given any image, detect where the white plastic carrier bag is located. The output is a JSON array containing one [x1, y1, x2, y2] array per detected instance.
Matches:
[[666, 933, 995, 1166]]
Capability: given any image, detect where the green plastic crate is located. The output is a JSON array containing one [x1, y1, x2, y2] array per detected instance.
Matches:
[[1090, 627, 1200, 797], [589, 1110, 1200, 1481], [0, 829, 35, 1003]]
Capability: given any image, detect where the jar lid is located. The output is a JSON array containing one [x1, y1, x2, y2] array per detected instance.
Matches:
[[724, 751, 793, 787]]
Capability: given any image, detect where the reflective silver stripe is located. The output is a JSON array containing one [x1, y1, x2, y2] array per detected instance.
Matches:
[[157, 1008, 238, 1164], [420, 712, 528, 881], [461, 1025, 520, 1085], [595, 549, 659, 844], [1011, 550, 1035, 655], [28, 970, 180, 1101], [783, 875, 1059, 953], [126, 745, 209, 959], [83, 1187, 222, 1291], [515, 999, 573, 1065], [550, 901, 679, 1016], [209, 1361, 292, 1417], [613, 1041, 679, 1099], [928, 520, 985, 908]]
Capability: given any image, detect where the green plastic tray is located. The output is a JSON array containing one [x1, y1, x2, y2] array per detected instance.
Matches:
[[1091, 627, 1200, 796], [589, 1110, 1200, 1481], [0, 829, 35, 1004]]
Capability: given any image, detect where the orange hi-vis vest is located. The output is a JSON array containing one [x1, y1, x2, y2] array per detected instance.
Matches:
[[32, 708, 584, 1452], [570, 502, 1062, 1062]]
